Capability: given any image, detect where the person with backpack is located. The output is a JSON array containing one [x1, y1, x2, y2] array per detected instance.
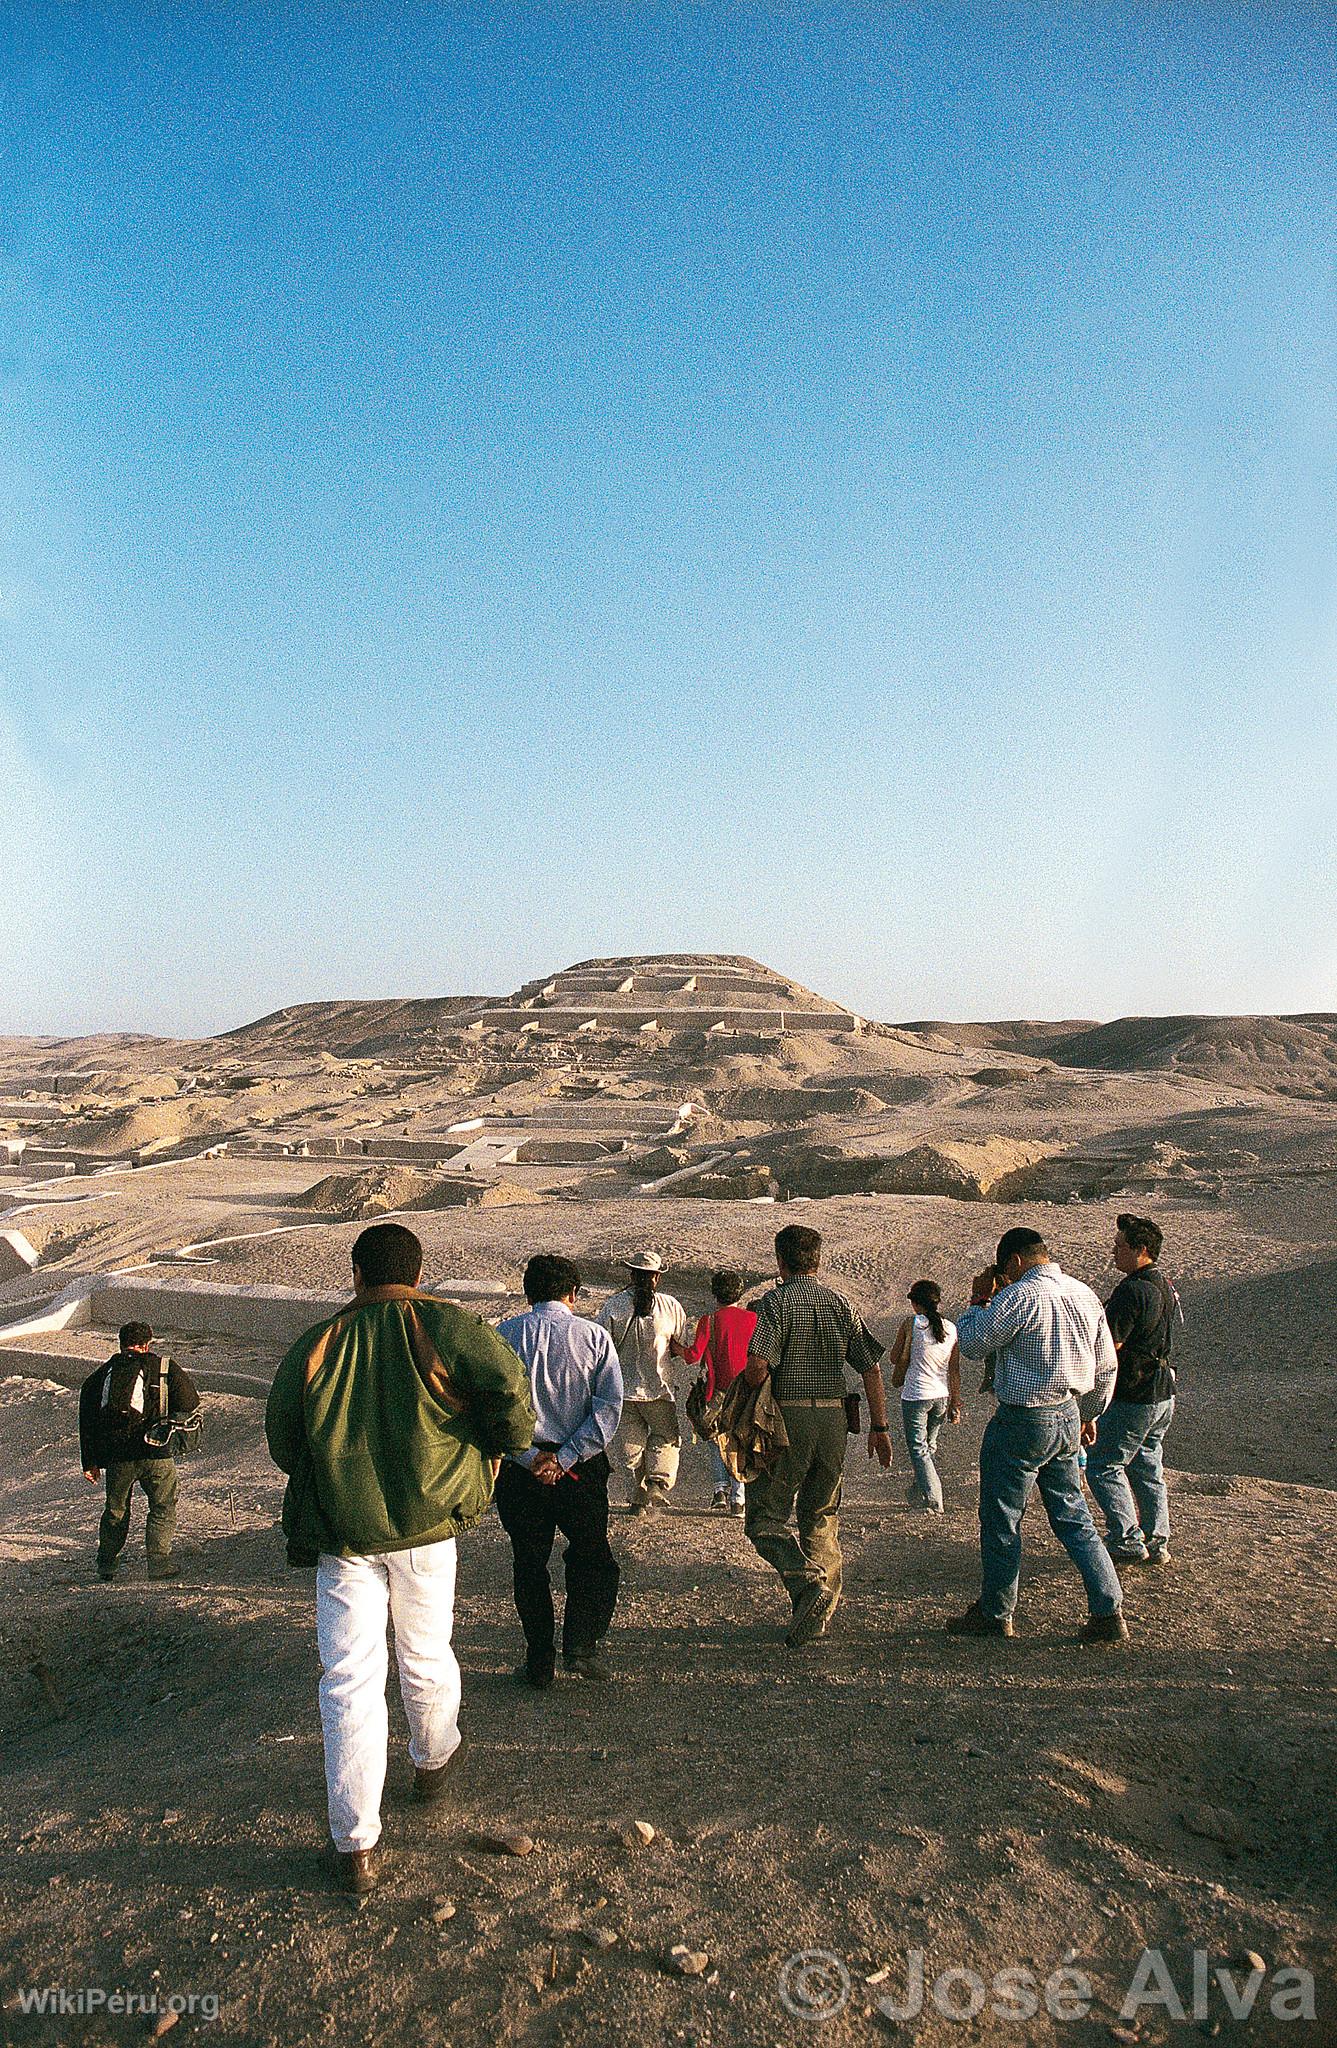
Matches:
[[889, 1279, 962, 1514], [684, 1269, 756, 1514], [1085, 1214, 1179, 1567], [79, 1321, 201, 1583]]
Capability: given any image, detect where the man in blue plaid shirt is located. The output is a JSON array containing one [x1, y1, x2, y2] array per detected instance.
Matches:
[[949, 1227, 1127, 1644]]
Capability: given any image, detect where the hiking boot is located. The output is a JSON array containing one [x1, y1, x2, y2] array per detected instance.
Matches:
[[96, 1564, 117, 1583], [786, 1582, 837, 1648], [147, 1558, 180, 1581], [514, 1661, 556, 1691], [1079, 1610, 1130, 1645], [564, 1647, 612, 1682], [412, 1746, 462, 1803], [336, 1847, 379, 1895], [945, 1602, 1015, 1639], [640, 1482, 669, 1517]]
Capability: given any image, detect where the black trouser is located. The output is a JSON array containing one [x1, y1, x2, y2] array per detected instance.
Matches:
[[494, 1452, 619, 1673], [99, 1458, 178, 1569]]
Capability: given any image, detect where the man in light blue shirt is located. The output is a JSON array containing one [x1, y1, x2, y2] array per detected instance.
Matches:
[[495, 1254, 623, 1687], [948, 1226, 1126, 1645]]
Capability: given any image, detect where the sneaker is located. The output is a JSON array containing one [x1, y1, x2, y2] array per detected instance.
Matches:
[[1107, 1545, 1150, 1565], [1144, 1544, 1171, 1567], [730, 1499, 746, 1519], [711, 1490, 730, 1512], [513, 1662, 556, 1691], [564, 1649, 612, 1682], [1079, 1611, 1130, 1645], [786, 1582, 837, 1648], [640, 1483, 668, 1517], [945, 1602, 1015, 1638]]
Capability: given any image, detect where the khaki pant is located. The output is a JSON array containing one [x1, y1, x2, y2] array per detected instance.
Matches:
[[98, 1458, 178, 1571], [744, 1403, 847, 1609], [616, 1395, 680, 1500]]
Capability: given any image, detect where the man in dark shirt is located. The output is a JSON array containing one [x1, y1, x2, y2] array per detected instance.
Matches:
[[79, 1321, 201, 1582], [1085, 1215, 1178, 1566], [744, 1225, 892, 1647]]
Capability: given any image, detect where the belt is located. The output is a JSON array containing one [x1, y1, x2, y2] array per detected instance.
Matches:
[[779, 1397, 846, 1409], [997, 1396, 1076, 1412]]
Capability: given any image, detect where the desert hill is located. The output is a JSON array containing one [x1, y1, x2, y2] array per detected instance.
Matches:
[[1037, 1014, 1337, 1100]]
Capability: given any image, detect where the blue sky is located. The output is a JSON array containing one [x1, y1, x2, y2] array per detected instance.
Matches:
[[2, 4, 1333, 1035]]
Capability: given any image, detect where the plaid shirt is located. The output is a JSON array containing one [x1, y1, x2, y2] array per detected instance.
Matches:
[[956, 1263, 1117, 1418], [749, 1275, 884, 1402]]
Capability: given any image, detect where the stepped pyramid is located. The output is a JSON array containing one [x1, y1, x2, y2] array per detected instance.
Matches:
[[470, 954, 863, 1039]]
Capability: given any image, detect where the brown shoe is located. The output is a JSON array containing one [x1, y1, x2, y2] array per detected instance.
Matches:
[[786, 1582, 837, 1648], [1078, 1610, 1130, 1645], [412, 1746, 462, 1803], [945, 1602, 1015, 1638], [337, 1847, 379, 1894]]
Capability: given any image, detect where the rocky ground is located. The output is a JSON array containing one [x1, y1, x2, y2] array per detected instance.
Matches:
[[1, 1371, 1333, 2048], [2, 970, 1335, 2045]]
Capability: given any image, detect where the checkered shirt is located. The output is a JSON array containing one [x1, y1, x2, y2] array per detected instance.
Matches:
[[956, 1262, 1117, 1417], [748, 1275, 885, 1402]]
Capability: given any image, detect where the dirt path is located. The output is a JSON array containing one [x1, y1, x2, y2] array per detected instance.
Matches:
[[1, 1382, 1334, 2047]]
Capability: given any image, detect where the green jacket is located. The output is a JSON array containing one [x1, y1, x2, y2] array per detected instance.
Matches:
[[265, 1287, 534, 1563]]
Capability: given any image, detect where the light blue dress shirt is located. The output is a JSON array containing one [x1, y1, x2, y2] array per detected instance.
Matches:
[[956, 1263, 1117, 1421], [497, 1301, 625, 1471]]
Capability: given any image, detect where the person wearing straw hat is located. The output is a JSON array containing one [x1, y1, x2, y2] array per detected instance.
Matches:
[[596, 1253, 691, 1513]]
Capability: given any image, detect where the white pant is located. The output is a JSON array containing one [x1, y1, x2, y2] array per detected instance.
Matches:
[[316, 1540, 462, 1852]]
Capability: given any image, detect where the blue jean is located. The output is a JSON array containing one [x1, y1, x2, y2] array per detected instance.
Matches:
[[709, 1440, 745, 1506], [1085, 1397, 1175, 1553], [978, 1398, 1123, 1620], [902, 1398, 949, 1511]]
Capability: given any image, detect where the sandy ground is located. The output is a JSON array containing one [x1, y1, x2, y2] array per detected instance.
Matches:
[[1, 1372, 1334, 2048], [2, 972, 1335, 2045]]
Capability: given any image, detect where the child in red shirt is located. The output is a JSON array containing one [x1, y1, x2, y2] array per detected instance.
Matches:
[[686, 1271, 756, 1514]]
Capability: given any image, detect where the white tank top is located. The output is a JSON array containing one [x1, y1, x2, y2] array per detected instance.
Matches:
[[901, 1314, 956, 1402]]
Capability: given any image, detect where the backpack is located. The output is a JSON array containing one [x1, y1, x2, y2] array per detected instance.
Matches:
[[102, 1353, 167, 1428]]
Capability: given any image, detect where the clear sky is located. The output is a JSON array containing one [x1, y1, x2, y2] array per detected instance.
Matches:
[[3, 3, 1333, 1036]]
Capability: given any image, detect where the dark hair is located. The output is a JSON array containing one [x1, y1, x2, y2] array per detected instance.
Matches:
[[119, 1321, 153, 1350], [995, 1226, 1048, 1270], [1117, 1213, 1163, 1261], [711, 1269, 745, 1305], [523, 1252, 581, 1304], [775, 1224, 822, 1274], [908, 1279, 945, 1344], [352, 1222, 423, 1288]]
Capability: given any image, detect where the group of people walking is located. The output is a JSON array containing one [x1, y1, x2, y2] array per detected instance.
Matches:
[[78, 1208, 1178, 1896]]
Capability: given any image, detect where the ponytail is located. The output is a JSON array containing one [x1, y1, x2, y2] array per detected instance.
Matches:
[[908, 1279, 945, 1345]]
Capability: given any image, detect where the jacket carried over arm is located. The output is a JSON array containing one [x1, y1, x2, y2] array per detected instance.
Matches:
[[265, 1288, 535, 1563]]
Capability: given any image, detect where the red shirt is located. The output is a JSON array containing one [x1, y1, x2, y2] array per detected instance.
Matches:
[[686, 1304, 758, 1401]]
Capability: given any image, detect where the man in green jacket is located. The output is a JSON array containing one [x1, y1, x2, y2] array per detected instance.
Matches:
[[266, 1222, 533, 1893]]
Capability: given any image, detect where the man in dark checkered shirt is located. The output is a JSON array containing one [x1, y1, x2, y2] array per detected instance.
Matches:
[[744, 1224, 893, 1646]]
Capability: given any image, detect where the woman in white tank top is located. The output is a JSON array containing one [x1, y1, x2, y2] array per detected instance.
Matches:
[[890, 1279, 962, 1514]]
